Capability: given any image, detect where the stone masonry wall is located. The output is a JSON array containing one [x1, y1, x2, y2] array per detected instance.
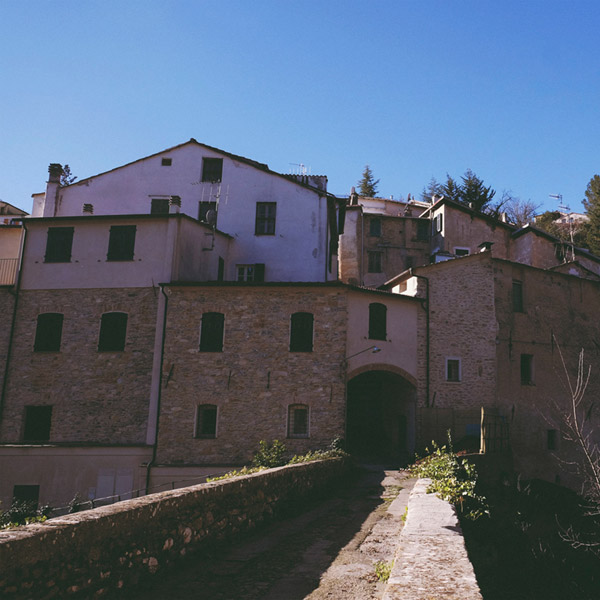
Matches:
[[0, 458, 350, 599], [0, 287, 16, 403], [157, 284, 348, 465], [0, 288, 158, 444]]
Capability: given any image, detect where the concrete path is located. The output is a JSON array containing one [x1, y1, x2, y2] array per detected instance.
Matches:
[[122, 466, 415, 600]]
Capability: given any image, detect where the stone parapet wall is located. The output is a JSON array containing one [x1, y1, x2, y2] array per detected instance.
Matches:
[[0, 457, 351, 599]]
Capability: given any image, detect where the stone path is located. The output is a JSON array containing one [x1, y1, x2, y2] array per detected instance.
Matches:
[[121, 466, 415, 600]]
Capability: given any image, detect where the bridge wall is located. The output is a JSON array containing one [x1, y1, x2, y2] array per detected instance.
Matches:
[[0, 457, 350, 599]]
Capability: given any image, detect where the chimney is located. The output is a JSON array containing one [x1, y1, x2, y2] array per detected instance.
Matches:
[[43, 163, 63, 217]]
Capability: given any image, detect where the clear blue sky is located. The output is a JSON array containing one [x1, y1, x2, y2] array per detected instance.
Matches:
[[2, 0, 599, 215]]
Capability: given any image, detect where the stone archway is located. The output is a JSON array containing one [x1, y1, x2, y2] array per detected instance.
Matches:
[[346, 369, 416, 465]]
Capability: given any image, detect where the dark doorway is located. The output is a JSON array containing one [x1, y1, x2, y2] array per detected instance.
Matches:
[[347, 370, 415, 464]]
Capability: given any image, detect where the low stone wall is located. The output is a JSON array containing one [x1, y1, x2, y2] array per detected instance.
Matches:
[[0, 458, 350, 599], [383, 478, 482, 600]]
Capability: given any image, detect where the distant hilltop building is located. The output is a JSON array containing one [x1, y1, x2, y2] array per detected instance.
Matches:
[[0, 139, 598, 512]]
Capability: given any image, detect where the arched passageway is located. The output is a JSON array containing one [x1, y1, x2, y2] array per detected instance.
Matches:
[[346, 370, 416, 465]]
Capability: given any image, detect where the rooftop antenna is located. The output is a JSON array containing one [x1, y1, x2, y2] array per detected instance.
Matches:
[[289, 163, 309, 176]]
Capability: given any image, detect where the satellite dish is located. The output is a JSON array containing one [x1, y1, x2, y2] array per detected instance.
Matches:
[[205, 209, 217, 225]]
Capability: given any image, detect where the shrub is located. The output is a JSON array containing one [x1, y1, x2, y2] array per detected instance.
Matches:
[[0, 500, 52, 529], [252, 440, 287, 468]]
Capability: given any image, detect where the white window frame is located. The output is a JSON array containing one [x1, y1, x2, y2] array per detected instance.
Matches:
[[454, 247, 470, 257]]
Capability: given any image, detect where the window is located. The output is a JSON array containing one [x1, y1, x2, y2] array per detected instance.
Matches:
[[432, 214, 443, 235], [405, 256, 414, 269], [199, 312, 224, 352], [512, 280, 524, 312], [151, 198, 170, 214], [288, 404, 309, 438], [44, 227, 74, 263], [195, 404, 217, 438], [446, 358, 461, 382], [237, 264, 265, 282], [218, 257, 224, 282], [198, 201, 217, 224], [23, 406, 52, 442], [98, 312, 128, 351], [367, 251, 382, 273], [107, 225, 136, 261], [416, 220, 429, 241], [161, 157, 172, 166], [368, 303, 387, 340], [12, 485, 39, 509], [290, 312, 314, 352], [520, 354, 534, 385], [201, 158, 223, 182], [547, 429, 559, 451], [369, 217, 382, 237], [255, 202, 277, 235], [33, 313, 63, 352], [454, 247, 470, 257]]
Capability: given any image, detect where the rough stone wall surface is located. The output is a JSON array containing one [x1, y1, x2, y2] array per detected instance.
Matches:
[[493, 260, 600, 485], [0, 458, 350, 600], [157, 285, 348, 464], [0, 288, 16, 398], [0, 288, 158, 444]]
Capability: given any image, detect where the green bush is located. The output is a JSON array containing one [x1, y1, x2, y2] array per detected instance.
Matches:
[[252, 440, 287, 468], [0, 500, 52, 529], [411, 433, 488, 520]]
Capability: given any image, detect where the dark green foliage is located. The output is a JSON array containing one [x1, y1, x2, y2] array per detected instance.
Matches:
[[441, 174, 463, 204], [252, 439, 288, 468], [60, 164, 77, 186], [421, 176, 444, 202], [583, 174, 600, 255], [357, 165, 379, 197], [0, 500, 51, 528], [460, 169, 496, 212]]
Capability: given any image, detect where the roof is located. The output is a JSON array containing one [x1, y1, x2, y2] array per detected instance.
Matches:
[[0, 200, 29, 216]]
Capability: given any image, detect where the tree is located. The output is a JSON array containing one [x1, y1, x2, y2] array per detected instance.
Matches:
[[503, 195, 541, 227], [60, 164, 77, 187], [357, 165, 379, 197], [582, 175, 600, 256], [460, 169, 496, 212], [421, 177, 443, 203], [441, 174, 462, 204]]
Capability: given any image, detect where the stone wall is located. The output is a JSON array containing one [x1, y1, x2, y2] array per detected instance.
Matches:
[[0, 288, 158, 444], [0, 458, 350, 599], [157, 284, 348, 464], [0, 287, 16, 405]]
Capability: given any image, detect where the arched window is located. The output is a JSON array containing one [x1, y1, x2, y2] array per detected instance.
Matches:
[[288, 404, 309, 438], [289, 312, 314, 352], [195, 404, 218, 438], [368, 303, 387, 341], [34, 313, 64, 352], [199, 312, 225, 352], [98, 312, 128, 351]]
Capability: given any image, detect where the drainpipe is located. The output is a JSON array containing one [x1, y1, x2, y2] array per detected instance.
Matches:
[[411, 270, 430, 408], [145, 284, 170, 494], [360, 206, 364, 286], [0, 221, 27, 424]]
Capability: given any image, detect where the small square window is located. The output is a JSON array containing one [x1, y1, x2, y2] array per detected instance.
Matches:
[[416, 220, 429, 241], [547, 429, 559, 451], [34, 313, 63, 352], [290, 312, 314, 352], [107, 225, 136, 261], [367, 251, 382, 273], [98, 312, 128, 352], [23, 406, 52, 442], [369, 217, 382, 237], [44, 227, 74, 263], [446, 358, 461, 382], [454, 247, 470, 257], [201, 158, 223, 183], [199, 312, 224, 352], [255, 202, 277, 235], [196, 405, 217, 438], [520, 354, 534, 385], [161, 158, 172, 166], [288, 404, 309, 438], [151, 198, 170, 214], [237, 264, 265, 283]]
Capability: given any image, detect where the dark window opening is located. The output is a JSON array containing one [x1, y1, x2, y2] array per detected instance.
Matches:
[[288, 404, 309, 438], [367, 251, 382, 273], [255, 202, 277, 235], [405, 255, 414, 269], [98, 312, 128, 352], [44, 227, 74, 263], [161, 158, 172, 166], [455, 248, 470, 257], [217, 257, 224, 281], [107, 225, 136, 261], [368, 303, 387, 340], [520, 354, 534, 385], [34, 313, 63, 352], [151, 198, 170, 214], [512, 280, 524, 312], [237, 263, 265, 283], [23, 406, 52, 442], [196, 404, 217, 438], [547, 429, 558, 451], [290, 312, 314, 352], [198, 201, 217, 224], [199, 312, 224, 352], [369, 217, 382, 237], [201, 158, 223, 182], [416, 220, 429, 241], [12, 485, 40, 509], [446, 359, 461, 382]]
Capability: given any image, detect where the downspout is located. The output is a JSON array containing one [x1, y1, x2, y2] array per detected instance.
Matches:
[[360, 206, 364, 286], [412, 270, 430, 408], [145, 284, 169, 494], [0, 222, 27, 424]]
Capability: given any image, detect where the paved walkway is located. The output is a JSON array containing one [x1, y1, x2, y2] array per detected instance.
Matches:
[[122, 466, 415, 600]]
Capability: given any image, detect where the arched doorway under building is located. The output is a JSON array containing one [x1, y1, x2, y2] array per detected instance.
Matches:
[[346, 369, 416, 465]]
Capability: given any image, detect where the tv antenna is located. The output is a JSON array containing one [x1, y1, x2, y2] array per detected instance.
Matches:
[[289, 163, 309, 176]]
